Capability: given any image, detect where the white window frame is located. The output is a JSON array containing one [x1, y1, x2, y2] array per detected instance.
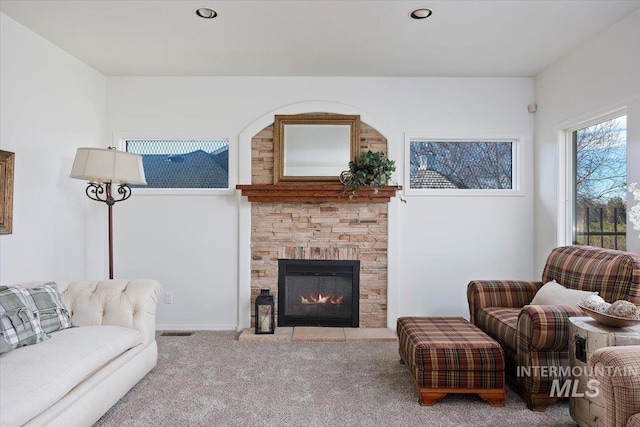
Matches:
[[114, 132, 234, 196], [403, 133, 523, 197], [556, 108, 627, 246]]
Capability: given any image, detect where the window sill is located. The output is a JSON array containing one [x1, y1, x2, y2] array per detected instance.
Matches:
[[130, 188, 234, 196]]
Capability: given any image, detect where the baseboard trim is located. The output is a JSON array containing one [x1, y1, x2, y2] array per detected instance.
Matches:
[[156, 324, 237, 331]]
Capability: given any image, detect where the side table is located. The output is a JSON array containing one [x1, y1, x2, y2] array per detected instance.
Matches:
[[568, 316, 640, 427]]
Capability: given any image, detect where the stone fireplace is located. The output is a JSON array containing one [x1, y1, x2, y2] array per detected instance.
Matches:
[[246, 116, 390, 328]]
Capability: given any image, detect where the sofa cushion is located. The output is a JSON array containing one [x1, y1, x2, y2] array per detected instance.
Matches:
[[26, 282, 74, 334], [0, 325, 142, 427], [0, 286, 48, 348], [476, 307, 519, 353], [530, 280, 597, 306]]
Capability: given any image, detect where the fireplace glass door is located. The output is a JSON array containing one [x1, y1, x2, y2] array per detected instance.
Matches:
[[278, 259, 359, 327]]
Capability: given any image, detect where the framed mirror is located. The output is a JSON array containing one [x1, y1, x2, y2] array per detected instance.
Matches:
[[273, 114, 360, 184]]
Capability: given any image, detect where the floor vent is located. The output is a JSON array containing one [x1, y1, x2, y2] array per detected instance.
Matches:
[[159, 331, 195, 337]]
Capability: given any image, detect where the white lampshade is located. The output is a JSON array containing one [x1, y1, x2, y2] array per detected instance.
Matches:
[[70, 147, 147, 185]]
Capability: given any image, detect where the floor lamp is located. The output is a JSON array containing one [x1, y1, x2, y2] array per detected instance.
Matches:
[[70, 147, 146, 279]]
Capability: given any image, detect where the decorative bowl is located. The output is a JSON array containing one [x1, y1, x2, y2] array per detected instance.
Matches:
[[578, 303, 640, 328]]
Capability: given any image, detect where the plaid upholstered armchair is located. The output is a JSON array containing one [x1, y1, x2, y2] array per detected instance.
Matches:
[[591, 346, 640, 427], [467, 246, 640, 411]]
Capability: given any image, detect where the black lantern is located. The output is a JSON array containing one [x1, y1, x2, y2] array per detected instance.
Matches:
[[255, 288, 275, 334]]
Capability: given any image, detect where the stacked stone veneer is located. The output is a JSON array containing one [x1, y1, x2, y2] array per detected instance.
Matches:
[[249, 117, 388, 328]]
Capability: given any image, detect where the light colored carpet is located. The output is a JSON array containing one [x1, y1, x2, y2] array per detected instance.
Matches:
[[94, 331, 574, 427]]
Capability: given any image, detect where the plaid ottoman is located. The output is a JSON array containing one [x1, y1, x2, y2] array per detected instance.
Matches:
[[397, 316, 505, 406]]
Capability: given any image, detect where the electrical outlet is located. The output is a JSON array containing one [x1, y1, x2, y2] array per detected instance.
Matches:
[[164, 292, 173, 304]]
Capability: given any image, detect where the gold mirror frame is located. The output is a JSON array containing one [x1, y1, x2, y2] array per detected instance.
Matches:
[[0, 150, 15, 234], [273, 114, 360, 184]]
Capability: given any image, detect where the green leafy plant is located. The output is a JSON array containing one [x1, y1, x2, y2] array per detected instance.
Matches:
[[341, 150, 404, 201]]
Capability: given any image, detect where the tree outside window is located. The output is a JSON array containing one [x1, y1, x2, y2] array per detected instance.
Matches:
[[408, 140, 515, 191], [573, 115, 627, 250]]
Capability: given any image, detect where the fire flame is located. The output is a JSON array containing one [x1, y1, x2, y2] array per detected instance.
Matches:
[[300, 293, 344, 305]]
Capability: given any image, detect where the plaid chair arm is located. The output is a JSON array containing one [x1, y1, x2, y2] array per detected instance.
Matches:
[[517, 304, 585, 352], [467, 280, 542, 324], [590, 346, 640, 427], [628, 414, 640, 427], [627, 282, 640, 306]]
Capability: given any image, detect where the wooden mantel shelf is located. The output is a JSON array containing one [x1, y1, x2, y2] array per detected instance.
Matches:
[[236, 184, 402, 203]]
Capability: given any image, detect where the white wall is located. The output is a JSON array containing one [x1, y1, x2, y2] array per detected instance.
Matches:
[[534, 9, 640, 270], [3, 6, 637, 331], [0, 14, 106, 284], [107, 77, 535, 329]]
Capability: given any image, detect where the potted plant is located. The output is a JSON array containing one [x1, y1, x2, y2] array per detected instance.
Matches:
[[341, 150, 404, 201]]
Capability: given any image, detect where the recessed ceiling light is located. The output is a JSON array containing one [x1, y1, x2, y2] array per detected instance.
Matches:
[[410, 8, 433, 19], [195, 7, 217, 19]]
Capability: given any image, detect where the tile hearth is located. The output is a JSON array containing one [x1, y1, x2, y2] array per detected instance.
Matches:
[[238, 327, 397, 343]]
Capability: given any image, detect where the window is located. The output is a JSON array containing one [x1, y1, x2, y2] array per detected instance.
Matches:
[[572, 115, 627, 250], [122, 138, 229, 190], [405, 136, 520, 195]]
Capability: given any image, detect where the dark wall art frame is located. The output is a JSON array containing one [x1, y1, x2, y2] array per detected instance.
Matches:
[[0, 150, 15, 234]]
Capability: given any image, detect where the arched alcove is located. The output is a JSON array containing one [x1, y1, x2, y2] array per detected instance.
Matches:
[[250, 113, 388, 185], [236, 102, 400, 331]]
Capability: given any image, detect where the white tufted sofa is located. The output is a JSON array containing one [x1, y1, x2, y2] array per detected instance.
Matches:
[[0, 279, 162, 427]]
